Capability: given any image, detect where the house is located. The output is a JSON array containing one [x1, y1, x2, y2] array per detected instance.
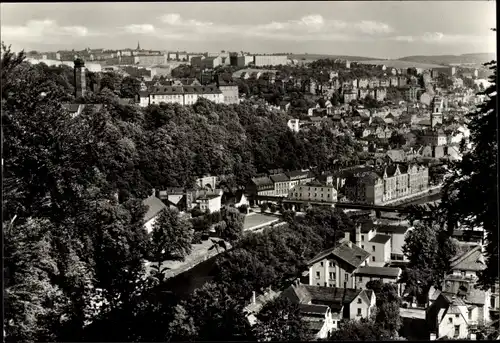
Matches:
[[143, 194, 167, 233], [270, 173, 291, 197], [375, 223, 414, 263], [282, 282, 376, 321], [354, 266, 403, 295], [306, 240, 371, 289], [353, 220, 392, 267], [245, 289, 282, 326], [248, 176, 275, 200], [287, 118, 300, 132], [427, 292, 476, 340], [288, 181, 337, 203], [286, 170, 315, 189], [222, 189, 249, 209], [197, 190, 223, 213]]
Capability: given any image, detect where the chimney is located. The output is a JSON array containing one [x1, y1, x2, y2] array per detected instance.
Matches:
[[347, 241, 352, 248], [151, 188, 156, 197], [252, 291, 256, 304], [430, 333, 436, 341], [74, 58, 86, 98]]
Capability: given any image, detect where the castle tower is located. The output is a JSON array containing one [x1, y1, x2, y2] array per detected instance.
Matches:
[[74, 57, 86, 98]]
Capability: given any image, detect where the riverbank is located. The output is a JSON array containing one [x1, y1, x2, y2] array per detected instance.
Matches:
[[382, 185, 442, 206]]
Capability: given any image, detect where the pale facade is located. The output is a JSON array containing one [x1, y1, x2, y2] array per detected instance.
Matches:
[[288, 184, 337, 203], [254, 55, 288, 67]]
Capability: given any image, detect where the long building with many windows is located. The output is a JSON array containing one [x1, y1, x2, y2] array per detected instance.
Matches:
[[137, 85, 224, 106]]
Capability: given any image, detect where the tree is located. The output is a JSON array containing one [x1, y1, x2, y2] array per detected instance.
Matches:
[[389, 133, 407, 148], [184, 282, 254, 341], [439, 59, 498, 289], [120, 76, 141, 98], [214, 248, 277, 298], [253, 296, 311, 341], [148, 208, 194, 277], [260, 202, 269, 213], [301, 207, 353, 250], [401, 221, 457, 304], [216, 207, 244, 242], [367, 280, 402, 338], [329, 318, 381, 341]]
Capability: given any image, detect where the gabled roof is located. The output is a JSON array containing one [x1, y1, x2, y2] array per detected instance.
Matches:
[[355, 266, 401, 278], [307, 242, 371, 269], [369, 234, 391, 244], [251, 176, 273, 187], [450, 245, 486, 272], [270, 173, 290, 183], [302, 285, 364, 305], [142, 195, 167, 223], [375, 224, 411, 235], [299, 303, 329, 315]]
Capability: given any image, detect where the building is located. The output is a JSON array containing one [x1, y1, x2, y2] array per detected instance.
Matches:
[[352, 221, 392, 267], [288, 181, 337, 203], [74, 58, 86, 98], [197, 190, 223, 213], [375, 224, 414, 262], [344, 89, 358, 103], [344, 164, 429, 205], [285, 170, 315, 189], [421, 128, 447, 146], [143, 194, 167, 233], [233, 55, 254, 67], [254, 55, 288, 67], [354, 266, 402, 294], [248, 176, 275, 198], [375, 88, 387, 102], [284, 281, 376, 322], [138, 85, 224, 107], [306, 240, 371, 288], [217, 80, 239, 104], [269, 173, 291, 197], [287, 118, 300, 132]]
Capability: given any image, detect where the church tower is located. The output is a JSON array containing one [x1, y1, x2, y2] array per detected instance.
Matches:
[[74, 57, 86, 98], [136, 41, 141, 51], [430, 95, 443, 128]]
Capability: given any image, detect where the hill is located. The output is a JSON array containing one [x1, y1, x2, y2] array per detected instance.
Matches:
[[289, 54, 382, 62], [398, 53, 496, 66], [356, 59, 447, 70]]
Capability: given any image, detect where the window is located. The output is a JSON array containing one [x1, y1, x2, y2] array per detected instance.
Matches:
[[329, 261, 334, 267], [358, 276, 363, 283], [357, 308, 362, 316], [345, 273, 349, 282], [361, 245, 364, 249], [316, 271, 320, 279], [320, 262, 324, 267], [317, 283, 320, 286], [449, 317, 453, 324], [372, 245, 376, 252], [361, 235, 365, 242], [372, 256, 375, 262], [454, 325, 460, 337], [327, 194, 330, 198], [357, 298, 362, 304], [329, 272, 335, 280]]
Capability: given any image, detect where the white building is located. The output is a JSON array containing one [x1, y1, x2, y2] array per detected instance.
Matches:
[[288, 182, 337, 203], [138, 85, 224, 107]]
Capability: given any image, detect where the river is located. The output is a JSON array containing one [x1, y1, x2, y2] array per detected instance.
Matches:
[[164, 192, 442, 297]]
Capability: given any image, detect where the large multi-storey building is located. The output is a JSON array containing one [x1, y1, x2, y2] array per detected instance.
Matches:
[[254, 55, 288, 67], [138, 85, 224, 107], [217, 80, 239, 104], [344, 164, 429, 205], [288, 182, 338, 203]]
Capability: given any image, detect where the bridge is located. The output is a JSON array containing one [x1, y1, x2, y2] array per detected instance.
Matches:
[[251, 195, 430, 214]]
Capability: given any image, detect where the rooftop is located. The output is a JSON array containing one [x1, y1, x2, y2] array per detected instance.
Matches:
[[369, 234, 392, 244], [355, 266, 401, 278], [270, 173, 290, 183], [308, 242, 371, 269], [142, 196, 167, 223]]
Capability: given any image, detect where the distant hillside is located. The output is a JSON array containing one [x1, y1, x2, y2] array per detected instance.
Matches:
[[289, 54, 382, 62], [357, 59, 446, 69], [398, 53, 496, 66]]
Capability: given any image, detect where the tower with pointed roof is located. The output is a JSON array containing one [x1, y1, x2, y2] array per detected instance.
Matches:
[[136, 41, 141, 51]]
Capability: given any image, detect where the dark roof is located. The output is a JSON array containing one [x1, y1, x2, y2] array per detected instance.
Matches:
[[355, 266, 401, 278], [270, 173, 290, 183], [298, 303, 329, 315], [303, 285, 363, 305], [375, 224, 410, 235], [286, 170, 310, 180], [142, 196, 167, 222], [251, 176, 273, 187], [369, 234, 391, 244], [62, 103, 81, 113], [308, 242, 371, 269]]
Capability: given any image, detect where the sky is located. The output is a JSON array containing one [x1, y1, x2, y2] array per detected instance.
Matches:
[[1, 1, 496, 59]]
